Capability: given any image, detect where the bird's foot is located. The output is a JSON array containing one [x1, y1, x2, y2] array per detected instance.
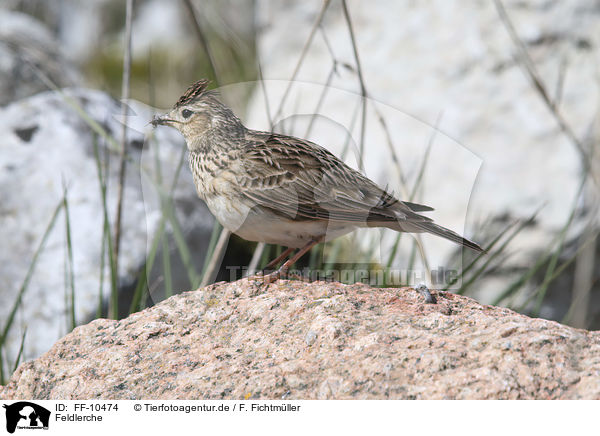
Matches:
[[261, 270, 282, 284], [415, 283, 437, 304], [247, 269, 284, 289]]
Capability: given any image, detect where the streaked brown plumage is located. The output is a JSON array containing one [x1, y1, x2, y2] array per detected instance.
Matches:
[[152, 79, 483, 283]]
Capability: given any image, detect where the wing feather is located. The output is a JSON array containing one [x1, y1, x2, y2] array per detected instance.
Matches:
[[237, 132, 432, 226]]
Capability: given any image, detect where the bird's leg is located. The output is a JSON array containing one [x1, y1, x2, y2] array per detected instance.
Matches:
[[247, 247, 294, 284], [261, 247, 295, 272], [262, 237, 323, 284]]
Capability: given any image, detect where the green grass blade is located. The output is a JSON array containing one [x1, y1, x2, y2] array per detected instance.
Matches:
[[409, 124, 436, 202], [92, 137, 119, 319], [457, 226, 523, 295], [512, 230, 586, 315], [325, 238, 344, 266], [385, 233, 402, 269], [145, 146, 200, 290], [560, 233, 600, 324], [274, 245, 283, 265], [0, 344, 4, 384], [0, 198, 63, 368], [62, 185, 77, 330], [12, 329, 27, 374], [443, 220, 518, 292], [258, 244, 273, 270], [530, 179, 586, 315], [168, 208, 199, 288], [491, 249, 551, 307], [162, 232, 173, 298], [129, 219, 166, 313], [308, 242, 324, 270], [200, 221, 223, 285], [149, 132, 174, 299], [407, 239, 417, 273], [97, 215, 107, 319], [457, 215, 537, 295], [493, 181, 585, 309]]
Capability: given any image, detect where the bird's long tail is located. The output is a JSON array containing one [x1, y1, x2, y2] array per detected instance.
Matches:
[[410, 221, 484, 252]]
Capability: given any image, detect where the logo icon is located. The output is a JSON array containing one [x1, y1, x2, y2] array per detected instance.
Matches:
[[2, 402, 50, 433]]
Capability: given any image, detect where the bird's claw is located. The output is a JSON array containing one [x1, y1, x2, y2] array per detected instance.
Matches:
[[246, 270, 282, 294]]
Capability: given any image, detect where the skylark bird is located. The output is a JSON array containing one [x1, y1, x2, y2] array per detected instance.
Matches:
[[152, 79, 483, 284]]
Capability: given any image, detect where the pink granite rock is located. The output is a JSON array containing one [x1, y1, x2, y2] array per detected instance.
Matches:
[[1, 279, 599, 399]]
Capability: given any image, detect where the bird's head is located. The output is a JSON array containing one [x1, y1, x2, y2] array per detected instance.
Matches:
[[151, 79, 244, 150]]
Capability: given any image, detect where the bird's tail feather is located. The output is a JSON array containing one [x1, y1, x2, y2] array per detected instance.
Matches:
[[410, 221, 484, 252]]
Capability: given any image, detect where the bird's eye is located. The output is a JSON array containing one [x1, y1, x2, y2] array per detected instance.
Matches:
[[182, 109, 193, 119]]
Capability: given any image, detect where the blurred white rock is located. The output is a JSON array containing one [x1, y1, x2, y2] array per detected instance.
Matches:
[[0, 9, 79, 105], [0, 89, 212, 371]]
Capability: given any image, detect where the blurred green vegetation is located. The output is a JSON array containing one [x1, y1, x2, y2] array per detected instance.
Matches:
[[85, 40, 257, 109], [84, 36, 257, 109]]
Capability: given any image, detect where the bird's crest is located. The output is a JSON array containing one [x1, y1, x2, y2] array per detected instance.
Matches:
[[175, 79, 210, 108]]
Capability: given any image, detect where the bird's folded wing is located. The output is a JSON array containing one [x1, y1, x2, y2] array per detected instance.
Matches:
[[238, 134, 432, 225]]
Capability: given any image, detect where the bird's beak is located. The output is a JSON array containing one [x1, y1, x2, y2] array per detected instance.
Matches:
[[150, 114, 176, 128]]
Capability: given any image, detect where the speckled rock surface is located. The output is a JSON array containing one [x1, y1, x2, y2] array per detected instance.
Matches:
[[1, 279, 599, 399]]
